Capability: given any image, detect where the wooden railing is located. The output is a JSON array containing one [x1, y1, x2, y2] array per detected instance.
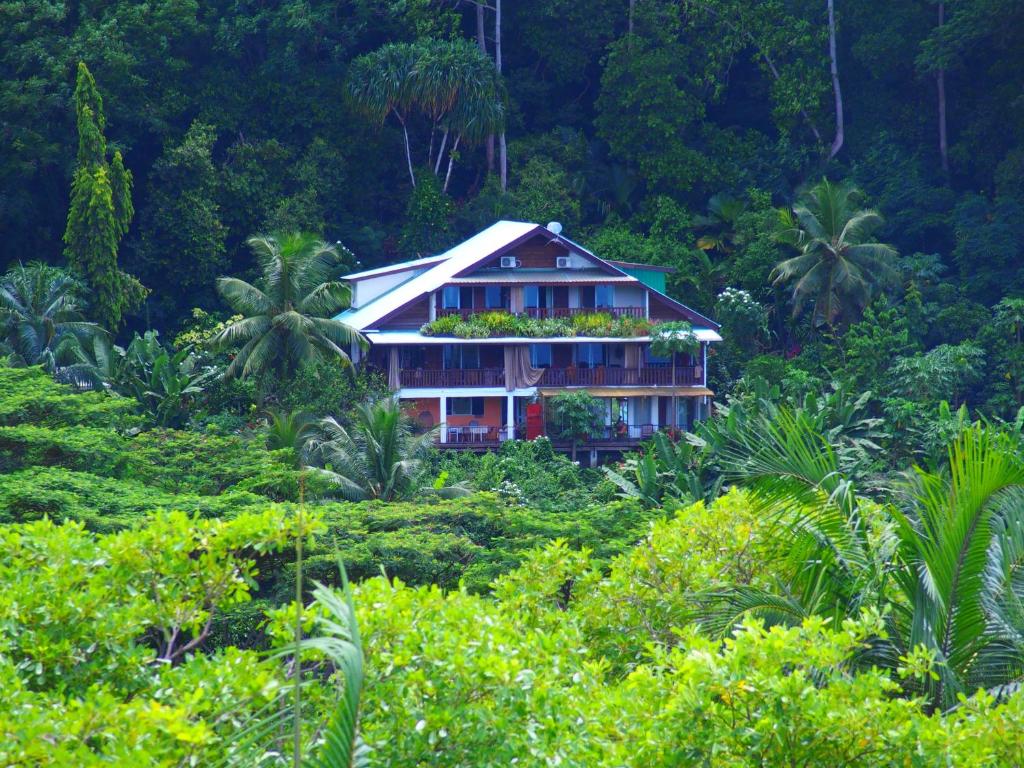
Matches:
[[441, 425, 513, 445], [399, 368, 505, 388], [435, 306, 645, 319], [398, 365, 700, 388], [524, 306, 644, 319], [539, 366, 699, 387]]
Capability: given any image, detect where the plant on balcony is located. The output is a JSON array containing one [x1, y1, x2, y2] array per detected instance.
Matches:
[[548, 390, 604, 462], [421, 311, 665, 339], [570, 310, 616, 336]]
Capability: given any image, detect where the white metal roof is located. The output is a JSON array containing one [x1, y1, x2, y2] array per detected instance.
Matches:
[[342, 253, 448, 281], [364, 328, 722, 345], [447, 271, 635, 284], [339, 221, 542, 330]]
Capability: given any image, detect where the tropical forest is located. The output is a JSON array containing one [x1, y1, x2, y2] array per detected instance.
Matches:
[[4, 0, 1024, 764]]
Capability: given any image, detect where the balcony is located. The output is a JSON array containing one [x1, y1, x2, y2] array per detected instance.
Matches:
[[538, 365, 700, 387], [399, 367, 505, 388], [435, 306, 645, 320], [397, 365, 700, 389]]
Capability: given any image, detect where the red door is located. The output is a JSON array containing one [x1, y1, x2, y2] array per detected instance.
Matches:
[[526, 403, 544, 440]]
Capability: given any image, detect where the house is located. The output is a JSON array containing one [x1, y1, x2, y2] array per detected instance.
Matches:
[[337, 221, 721, 462]]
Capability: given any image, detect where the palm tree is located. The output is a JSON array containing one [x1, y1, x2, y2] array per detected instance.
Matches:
[[306, 398, 438, 502], [0, 262, 102, 381], [773, 178, 899, 328], [702, 414, 1024, 711], [265, 408, 318, 466], [212, 233, 365, 384]]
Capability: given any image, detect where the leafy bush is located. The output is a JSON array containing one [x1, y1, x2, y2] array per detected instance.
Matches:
[[0, 467, 269, 532], [433, 437, 611, 511], [0, 367, 137, 428], [0, 425, 130, 475], [273, 492, 658, 598], [421, 311, 661, 339], [0, 512, 314, 764]]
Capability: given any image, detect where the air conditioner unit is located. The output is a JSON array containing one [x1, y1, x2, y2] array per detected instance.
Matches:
[[500, 256, 518, 269], [555, 256, 571, 269]]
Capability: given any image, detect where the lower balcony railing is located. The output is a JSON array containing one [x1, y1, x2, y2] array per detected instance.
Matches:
[[399, 368, 505, 388], [435, 424, 670, 447], [441, 425, 513, 444]]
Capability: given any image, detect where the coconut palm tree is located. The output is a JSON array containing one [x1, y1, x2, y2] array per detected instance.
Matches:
[[212, 233, 365, 385], [0, 262, 102, 381], [306, 398, 439, 502], [773, 178, 899, 328]]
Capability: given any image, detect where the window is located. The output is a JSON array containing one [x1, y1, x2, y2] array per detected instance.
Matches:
[[400, 347, 425, 368], [523, 285, 547, 309], [485, 285, 508, 309], [578, 285, 596, 308], [575, 343, 605, 368], [442, 286, 473, 309], [447, 397, 485, 416], [616, 397, 629, 423], [596, 285, 615, 308], [530, 344, 552, 368], [645, 346, 670, 366], [443, 344, 480, 369]]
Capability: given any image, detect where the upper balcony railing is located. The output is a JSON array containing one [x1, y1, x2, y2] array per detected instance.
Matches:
[[524, 306, 644, 319], [397, 365, 699, 388], [435, 306, 645, 320]]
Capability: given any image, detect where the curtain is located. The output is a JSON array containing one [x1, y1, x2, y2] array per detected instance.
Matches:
[[504, 345, 545, 390], [510, 285, 524, 314], [623, 343, 641, 385], [388, 347, 400, 391]]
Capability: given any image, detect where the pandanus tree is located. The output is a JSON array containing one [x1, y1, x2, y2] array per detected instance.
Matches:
[[348, 38, 505, 190], [773, 178, 899, 329], [212, 233, 365, 385]]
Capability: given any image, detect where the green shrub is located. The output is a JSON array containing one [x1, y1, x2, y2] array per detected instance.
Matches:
[[0, 367, 137, 428], [421, 311, 656, 339], [0, 425, 130, 474], [0, 467, 269, 531]]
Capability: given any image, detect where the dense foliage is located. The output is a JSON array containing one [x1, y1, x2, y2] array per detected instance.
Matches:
[[6, 1, 1024, 762]]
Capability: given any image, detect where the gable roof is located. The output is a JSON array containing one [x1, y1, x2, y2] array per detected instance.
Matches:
[[336, 220, 720, 332], [339, 221, 541, 331]]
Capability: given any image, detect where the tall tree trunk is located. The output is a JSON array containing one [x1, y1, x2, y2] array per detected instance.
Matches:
[[495, 0, 507, 190], [477, 3, 496, 173], [937, 1, 949, 173], [688, 2, 824, 146], [395, 111, 415, 187], [443, 134, 462, 192], [826, 0, 844, 159], [434, 129, 449, 175], [629, 0, 635, 36]]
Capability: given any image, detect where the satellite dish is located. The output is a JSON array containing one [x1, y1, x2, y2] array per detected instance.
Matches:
[[546, 221, 563, 235]]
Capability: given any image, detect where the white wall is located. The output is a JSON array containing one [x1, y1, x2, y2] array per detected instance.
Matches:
[[611, 284, 640, 308], [352, 269, 426, 308]]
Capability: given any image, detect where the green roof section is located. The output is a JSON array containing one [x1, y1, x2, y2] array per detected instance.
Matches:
[[617, 265, 666, 293]]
